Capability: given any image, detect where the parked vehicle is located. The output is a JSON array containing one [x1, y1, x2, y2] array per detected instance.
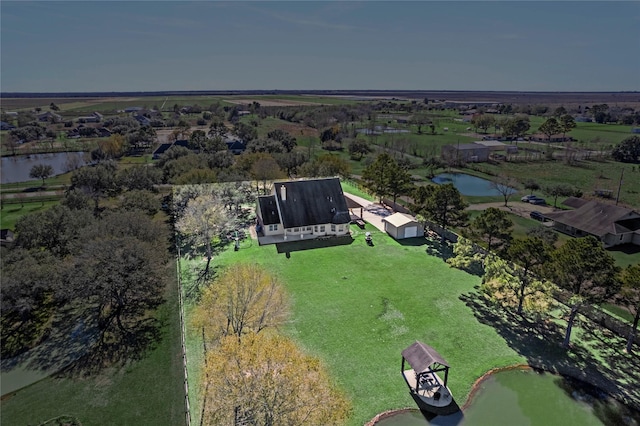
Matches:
[[521, 194, 538, 202], [530, 211, 544, 221], [529, 197, 546, 205]]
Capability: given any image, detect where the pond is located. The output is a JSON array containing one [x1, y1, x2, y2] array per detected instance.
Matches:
[[1, 152, 88, 184], [375, 368, 638, 426], [432, 173, 515, 197]]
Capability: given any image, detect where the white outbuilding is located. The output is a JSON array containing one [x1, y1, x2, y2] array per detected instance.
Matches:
[[382, 213, 424, 240]]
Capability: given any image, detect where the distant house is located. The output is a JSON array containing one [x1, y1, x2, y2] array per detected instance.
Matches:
[[78, 112, 103, 123], [124, 106, 143, 113], [574, 116, 592, 123], [632, 127, 640, 134], [441, 143, 490, 163], [474, 140, 506, 151], [0, 229, 15, 247], [382, 213, 424, 240], [97, 127, 112, 138], [255, 177, 351, 244], [37, 111, 62, 123], [152, 143, 173, 159], [0, 121, 16, 130], [224, 136, 246, 154], [544, 197, 640, 248], [133, 114, 152, 126]]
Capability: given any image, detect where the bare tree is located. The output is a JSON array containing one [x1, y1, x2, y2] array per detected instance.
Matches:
[[491, 175, 518, 206], [193, 264, 289, 341], [176, 194, 231, 279]]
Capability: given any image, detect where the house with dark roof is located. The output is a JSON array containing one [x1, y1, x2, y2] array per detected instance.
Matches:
[[255, 177, 351, 244], [544, 197, 640, 248], [224, 136, 246, 154]]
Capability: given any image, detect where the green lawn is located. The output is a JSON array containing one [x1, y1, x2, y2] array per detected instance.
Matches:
[[182, 227, 525, 425], [0, 261, 186, 426], [1, 201, 59, 229]]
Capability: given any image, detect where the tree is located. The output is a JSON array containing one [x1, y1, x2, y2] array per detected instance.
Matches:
[[550, 236, 620, 348], [558, 114, 576, 139], [298, 154, 351, 178], [523, 179, 540, 195], [470, 114, 495, 134], [469, 207, 513, 254], [526, 225, 558, 246], [193, 264, 289, 341], [361, 153, 410, 204], [502, 115, 530, 141], [119, 189, 161, 216], [250, 154, 285, 194], [415, 183, 468, 230], [202, 332, 350, 426], [29, 164, 54, 186], [611, 135, 640, 163], [267, 129, 297, 152], [617, 264, 640, 353], [208, 119, 228, 139], [49, 102, 60, 111], [544, 183, 578, 208], [538, 117, 561, 142], [71, 236, 165, 336], [491, 175, 518, 207], [15, 204, 94, 257], [410, 112, 431, 134], [553, 106, 567, 117], [507, 237, 552, 315], [176, 194, 232, 278], [70, 162, 120, 213], [347, 138, 372, 160], [482, 254, 555, 315], [1, 248, 62, 356], [591, 104, 610, 124]]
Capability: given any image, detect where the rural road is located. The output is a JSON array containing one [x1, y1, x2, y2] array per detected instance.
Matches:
[[466, 200, 557, 218]]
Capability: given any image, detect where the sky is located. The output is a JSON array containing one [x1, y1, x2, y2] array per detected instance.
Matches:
[[1, 1, 639, 93]]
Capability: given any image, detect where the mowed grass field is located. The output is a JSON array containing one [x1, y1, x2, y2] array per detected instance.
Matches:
[[184, 226, 525, 425]]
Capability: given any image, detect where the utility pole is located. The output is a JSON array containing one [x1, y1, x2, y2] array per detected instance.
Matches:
[[615, 168, 624, 205]]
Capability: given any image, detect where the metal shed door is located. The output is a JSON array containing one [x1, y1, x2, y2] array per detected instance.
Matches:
[[404, 226, 417, 238]]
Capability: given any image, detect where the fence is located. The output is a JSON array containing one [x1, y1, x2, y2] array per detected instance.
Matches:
[[176, 245, 192, 426]]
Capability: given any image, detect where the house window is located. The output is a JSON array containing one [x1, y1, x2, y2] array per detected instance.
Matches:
[[314, 226, 318, 232], [331, 224, 336, 232], [268, 224, 278, 232], [320, 225, 325, 232], [307, 227, 312, 231], [338, 225, 343, 232], [294, 227, 299, 232]]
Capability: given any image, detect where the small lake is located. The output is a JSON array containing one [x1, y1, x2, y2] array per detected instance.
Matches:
[[1, 152, 88, 184], [375, 369, 636, 426], [432, 173, 515, 197]]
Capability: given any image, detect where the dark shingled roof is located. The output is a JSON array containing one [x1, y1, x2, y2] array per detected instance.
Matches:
[[258, 195, 281, 225], [562, 196, 589, 209], [402, 341, 449, 373], [545, 200, 640, 237], [274, 178, 350, 228]]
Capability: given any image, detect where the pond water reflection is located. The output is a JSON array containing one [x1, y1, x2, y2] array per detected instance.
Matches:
[[432, 173, 516, 197], [1, 152, 88, 184], [375, 369, 638, 426]]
